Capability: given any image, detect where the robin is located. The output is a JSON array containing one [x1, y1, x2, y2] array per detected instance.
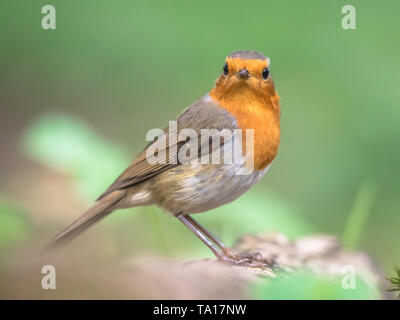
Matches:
[[46, 50, 281, 267]]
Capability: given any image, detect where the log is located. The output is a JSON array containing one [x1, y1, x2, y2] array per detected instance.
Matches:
[[0, 232, 391, 299]]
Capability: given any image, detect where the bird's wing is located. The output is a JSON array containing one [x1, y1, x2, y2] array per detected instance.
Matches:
[[97, 95, 238, 200]]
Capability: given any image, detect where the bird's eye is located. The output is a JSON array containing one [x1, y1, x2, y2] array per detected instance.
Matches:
[[262, 67, 270, 80], [223, 63, 228, 75]]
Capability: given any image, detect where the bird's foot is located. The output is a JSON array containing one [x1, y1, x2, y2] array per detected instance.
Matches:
[[218, 247, 279, 270]]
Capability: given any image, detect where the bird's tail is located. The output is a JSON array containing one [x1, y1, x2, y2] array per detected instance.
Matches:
[[43, 190, 126, 253]]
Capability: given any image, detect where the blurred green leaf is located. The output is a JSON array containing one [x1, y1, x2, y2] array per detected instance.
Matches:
[[251, 271, 381, 300], [342, 181, 376, 250], [23, 113, 130, 200], [0, 197, 31, 252]]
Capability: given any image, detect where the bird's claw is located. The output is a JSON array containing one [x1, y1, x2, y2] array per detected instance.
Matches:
[[218, 248, 279, 270]]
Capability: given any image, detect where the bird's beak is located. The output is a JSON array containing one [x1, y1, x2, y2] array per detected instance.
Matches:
[[237, 68, 250, 79]]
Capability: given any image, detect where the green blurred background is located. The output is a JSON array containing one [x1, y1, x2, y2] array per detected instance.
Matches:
[[0, 0, 399, 299]]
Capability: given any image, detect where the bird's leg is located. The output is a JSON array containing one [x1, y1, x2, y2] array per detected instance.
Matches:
[[178, 214, 276, 269], [177, 215, 224, 258], [183, 215, 268, 262], [181, 215, 244, 262], [183, 215, 226, 250]]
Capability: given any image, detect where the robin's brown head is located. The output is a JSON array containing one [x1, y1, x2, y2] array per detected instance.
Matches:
[[213, 50, 275, 97], [210, 50, 280, 113]]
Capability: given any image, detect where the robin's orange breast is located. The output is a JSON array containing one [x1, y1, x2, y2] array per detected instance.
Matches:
[[210, 87, 280, 170]]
